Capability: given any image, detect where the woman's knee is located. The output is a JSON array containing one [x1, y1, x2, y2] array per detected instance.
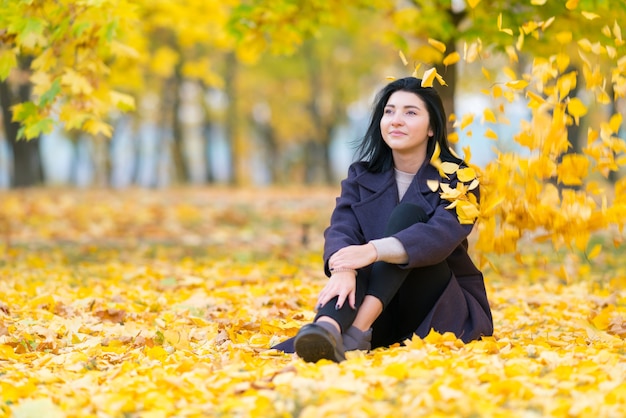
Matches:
[[385, 203, 428, 235]]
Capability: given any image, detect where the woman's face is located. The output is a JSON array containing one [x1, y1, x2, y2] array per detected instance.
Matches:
[[380, 90, 433, 162]]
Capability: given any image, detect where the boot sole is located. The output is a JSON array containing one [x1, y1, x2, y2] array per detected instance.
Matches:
[[294, 324, 345, 363]]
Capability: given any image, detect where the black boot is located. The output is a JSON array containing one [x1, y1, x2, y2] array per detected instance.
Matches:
[[342, 325, 372, 352], [294, 321, 346, 363]]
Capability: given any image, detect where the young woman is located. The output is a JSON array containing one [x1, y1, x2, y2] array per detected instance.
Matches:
[[273, 76, 493, 362]]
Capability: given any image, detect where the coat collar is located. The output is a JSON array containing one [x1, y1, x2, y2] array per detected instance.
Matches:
[[354, 160, 441, 195]]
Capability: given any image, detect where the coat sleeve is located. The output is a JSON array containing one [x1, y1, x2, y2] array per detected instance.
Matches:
[[322, 164, 366, 275], [393, 175, 478, 269]]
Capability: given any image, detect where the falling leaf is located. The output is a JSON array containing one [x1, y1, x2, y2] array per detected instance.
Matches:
[[485, 129, 498, 140], [565, 0, 579, 10], [482, 108, 497, 124], [581, 11, 600, 20], [506, 80, 529, 90], [567, 97, 588, 125], [426, 179, 440, 192], [497, 14, 513, 36], [428, 38, 446, 53], [398, 50, 408, 66], [443, 52, 460, 66], [457, 167, 477, 182]]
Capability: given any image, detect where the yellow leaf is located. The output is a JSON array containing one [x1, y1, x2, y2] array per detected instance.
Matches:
[[542, 16, 555, 31], [457, 167, 477, 182], [578, 38, 593, 52], [587, 243, 602, 260], [428, 38, 446, 53], [497, 13, 513, 36], [411, 63, 422, 78], [441, 161, 460, 175], [503, 66, 517, 80], [606, 45, 617, 59], [565, 0, 579, 10], [83, 119, 113, 137], [110, 91, 136, 112], [145, 346, 169, 361], [398, 50, 408, 66], [448, 131, 459, 144], [426, 179, 440, 192], [421, 68, 437, 87], [556, 52, 570, 73], [151, 47, 180, 78], [485, 128, 498, 140], [61, 68, 93, 95], [458, 146, 468, 162], [591, 306, 614, 330], [556, 31, 573, 44], [557, 154, 589, 185], [0, 344, 18, 360], [581, 11, 600, 20], [459, 113, 474, 130], [526, 90, 545, 109], [384, 363, 409, 379], [482, 108, 497, 123], [614, 21, 624, 46], [567, 97, 588, 125], [516, 30, 525, 51], [609, 113, 623, 133], [506, 80, 529, 90], [463, 40, 481, 63], [443, 52, 460, 66], [434, 72, 448, 86], [505, 46, 518, 63], [456, 200, 480, 224], [482, 66, 491, 81]]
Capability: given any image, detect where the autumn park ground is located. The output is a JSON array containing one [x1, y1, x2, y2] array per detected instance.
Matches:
[[1, 187, 625, 418]]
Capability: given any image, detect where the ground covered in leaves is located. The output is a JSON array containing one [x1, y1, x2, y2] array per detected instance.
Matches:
[[1, 188, 625, 417]]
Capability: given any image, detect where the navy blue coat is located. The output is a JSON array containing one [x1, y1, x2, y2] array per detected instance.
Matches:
[[323, 161, 493, 343]]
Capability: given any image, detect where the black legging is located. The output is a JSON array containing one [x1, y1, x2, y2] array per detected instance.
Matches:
[[316, 203, 451, 348]]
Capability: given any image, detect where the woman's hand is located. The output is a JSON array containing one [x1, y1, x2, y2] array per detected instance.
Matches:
[[328, 243, 377, 271], [317, 271, 357, 310]]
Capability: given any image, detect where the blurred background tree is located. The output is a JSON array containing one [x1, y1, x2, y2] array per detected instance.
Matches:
[[0, 0, 625, 190]]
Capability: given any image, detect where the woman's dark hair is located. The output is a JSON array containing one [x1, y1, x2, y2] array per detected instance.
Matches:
[[355, 77, 462, 172]]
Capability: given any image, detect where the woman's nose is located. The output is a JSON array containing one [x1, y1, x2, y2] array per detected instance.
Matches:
[[391, 114, 403, 125]]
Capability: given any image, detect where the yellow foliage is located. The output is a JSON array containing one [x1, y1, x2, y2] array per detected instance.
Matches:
[[3, 188, 623, 416]]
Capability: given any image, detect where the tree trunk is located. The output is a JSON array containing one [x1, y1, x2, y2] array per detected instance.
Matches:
[[91, 134, 110, 187], [223, 52, 241, 185], [0, 69, 43, 188], [302, 41, 335, 184], [169, 63, 188, 184]]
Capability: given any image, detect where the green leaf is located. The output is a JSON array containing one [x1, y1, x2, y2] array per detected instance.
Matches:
[[72, 22, 91, 37], [18, 17, 47, 49], [24, 117, 54, 139], [12, 102, 38, 123], [0, 48, 17, 80], [38, 79, 61, 107]]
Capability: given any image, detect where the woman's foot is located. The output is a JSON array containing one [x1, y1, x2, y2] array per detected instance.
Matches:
[[342, 325, 372, 352], [294, 322, 346, 363]]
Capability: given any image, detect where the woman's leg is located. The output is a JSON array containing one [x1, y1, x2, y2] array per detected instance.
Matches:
[[353, 203, 451, 347], [370, 263, 450, 348], [294, 203, 449, 360]]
